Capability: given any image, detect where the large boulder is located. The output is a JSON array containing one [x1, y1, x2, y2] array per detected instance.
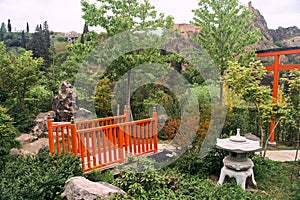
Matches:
[[61, 176, 126, 200]]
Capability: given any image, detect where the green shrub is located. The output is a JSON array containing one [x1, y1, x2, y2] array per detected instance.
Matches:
[[112, 156, 176, 199], [85, 169, 115, 183], [169, 148, 225, 177], [0, 105, 19, 170], [0, 149, 83, 200]]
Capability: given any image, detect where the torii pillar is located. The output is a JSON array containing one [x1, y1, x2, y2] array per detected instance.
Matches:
[[256, 46, 300, 144]]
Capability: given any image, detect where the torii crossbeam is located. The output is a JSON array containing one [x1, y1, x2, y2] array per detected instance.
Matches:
[[256, 46, 300, 144]]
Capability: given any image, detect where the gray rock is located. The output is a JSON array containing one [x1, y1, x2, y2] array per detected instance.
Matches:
[[61, 176, 125, 200], [74, 108, 92, 121], [31, 111, 55, 138], [15, 134, 38, 145]]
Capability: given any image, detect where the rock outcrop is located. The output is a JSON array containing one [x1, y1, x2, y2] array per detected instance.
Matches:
[[31, 111, 55, 137], [61, 176, 126, 200], [52, 82, 77, 122], [52, 82, 92, 122], [247, 1, 276, 50], [269, 26, 300, 42]]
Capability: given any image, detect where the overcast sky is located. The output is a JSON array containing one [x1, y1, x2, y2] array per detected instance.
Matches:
[[0, 0, 299, 33]]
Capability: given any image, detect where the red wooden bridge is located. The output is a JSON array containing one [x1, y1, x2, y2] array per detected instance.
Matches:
[[47, 109, 158, 172]]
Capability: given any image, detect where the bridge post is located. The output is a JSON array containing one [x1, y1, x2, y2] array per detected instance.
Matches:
[[152, 107, 158, 152], [47, 114, 54, 154], [70, 117, 78, 155], [123, 105, 130, 152]]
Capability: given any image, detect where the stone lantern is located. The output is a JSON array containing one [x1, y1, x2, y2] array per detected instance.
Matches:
[[216, 128, 261, 190]]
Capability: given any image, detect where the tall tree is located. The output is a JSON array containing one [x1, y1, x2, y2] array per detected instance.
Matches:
[[27, 22, 51, 70], [81, 0, 174, 106], [191, 0, 260, 104], [0, 42, 43, 108], [81, 0, 173, 37], [7, 19, 11, 32]]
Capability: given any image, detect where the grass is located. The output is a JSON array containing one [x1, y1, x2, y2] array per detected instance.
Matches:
[[253, 157, 300, 199]]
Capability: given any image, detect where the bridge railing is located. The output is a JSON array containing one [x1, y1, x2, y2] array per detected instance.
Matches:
[[47, 110, 158, 172]]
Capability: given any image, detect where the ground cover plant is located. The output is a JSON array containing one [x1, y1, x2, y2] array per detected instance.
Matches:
[[84, 152, 300, 200]]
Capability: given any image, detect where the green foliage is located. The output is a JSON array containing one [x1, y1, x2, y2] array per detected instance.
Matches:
[[223, 106, 259, 136], [81, 0, 176, 107], [274, 40, 284, 47], [112, 156, 175, 199], [224, 61, 278, 139], [279, 69, 300, 145], [81, 0, 174, 36], [0, 149, 83, 200], [27, 22, 51, 69], [111, 154, 268, 199], [85, 169, 115, 183], [252, 156, 300, 199], [169, 148, 225, 177], [0, 42, 48, 132], [191, 0, 259, 74], [57, 35, 66, 42], [95, 77, 113, 117], [0, 44, 43, 103], [0, 105, 19, 170]]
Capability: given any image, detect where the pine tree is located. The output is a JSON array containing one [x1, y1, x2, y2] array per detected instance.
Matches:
[[27, 22, 51, 70]]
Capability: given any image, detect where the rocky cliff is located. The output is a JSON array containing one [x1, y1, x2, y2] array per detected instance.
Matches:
[[248, 1, 300, 62], [172, 2, 300, 62], [248, 1, 300, 48]]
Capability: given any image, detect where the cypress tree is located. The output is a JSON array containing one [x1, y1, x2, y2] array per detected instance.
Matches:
[[21, 30, 26, 48], [0, 23, 6, 41], [7, 19, 11, 32], [26, 22, 29, 33]]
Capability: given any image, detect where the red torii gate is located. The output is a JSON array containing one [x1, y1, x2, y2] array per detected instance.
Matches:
[[256, 46, 300, 144]]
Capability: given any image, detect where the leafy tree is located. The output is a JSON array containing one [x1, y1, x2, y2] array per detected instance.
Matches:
[[0, 42, 45, 132], [81, 0, 173, 37], [191, 0, 260, 104], [0, 46, 43, 108], [223, 61, 284, 146], [81, 0, 174, 106], [7, 19, 11, 32]]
